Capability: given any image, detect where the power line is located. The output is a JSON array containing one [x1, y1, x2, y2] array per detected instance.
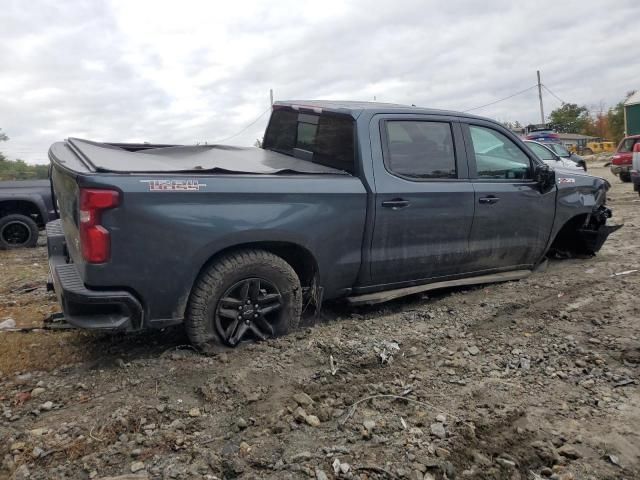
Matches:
[[212, 107, 272, 144], [542, 84, 566, 104], [463, 85, 538, 112]]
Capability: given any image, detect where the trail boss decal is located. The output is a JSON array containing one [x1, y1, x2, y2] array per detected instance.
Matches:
[[557, 177, 576, 184], [140, 179, 207, 192]]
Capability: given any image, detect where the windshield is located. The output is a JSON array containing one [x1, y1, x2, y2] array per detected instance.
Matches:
[[263, 109, 355, 174], [526, 142, 556, 161], [618, 137, 638, 153], [545, 143, 570, 157]]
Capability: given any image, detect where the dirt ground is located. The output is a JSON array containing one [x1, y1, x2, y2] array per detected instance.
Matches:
[[1, 163, 639, 480]]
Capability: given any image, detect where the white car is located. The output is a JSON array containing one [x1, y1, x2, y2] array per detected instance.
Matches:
[[524, 140, 584, 171]]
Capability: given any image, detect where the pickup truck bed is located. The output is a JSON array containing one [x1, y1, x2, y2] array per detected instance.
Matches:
[[47, 100, 620, 349], [56, 138, 347, 174]]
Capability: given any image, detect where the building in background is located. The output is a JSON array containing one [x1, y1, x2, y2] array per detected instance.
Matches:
[[555, 133, 597, 150], [624, 91, 640, 136]]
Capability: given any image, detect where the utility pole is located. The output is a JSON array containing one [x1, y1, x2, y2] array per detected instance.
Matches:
[[537, 70, 545, 124], [269, 89, 274, 106]]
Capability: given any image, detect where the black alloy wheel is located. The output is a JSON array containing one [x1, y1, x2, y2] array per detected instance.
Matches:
[[215, 277, 282, 346], [185, 249, 302, 351], [1, 221, 31, 246], [0, 214, 39, 249]]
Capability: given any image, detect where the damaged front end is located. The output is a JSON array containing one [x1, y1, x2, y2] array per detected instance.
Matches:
[[574, 205, 622, 254], [550, 204, 622, 257]]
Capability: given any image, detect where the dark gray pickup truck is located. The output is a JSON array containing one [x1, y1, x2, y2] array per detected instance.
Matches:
[[0, 179, 57, 249], [47, 101, 619, 349]]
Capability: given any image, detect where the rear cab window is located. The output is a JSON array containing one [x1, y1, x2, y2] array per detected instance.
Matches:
[[381, 120, 457, 179], [262, 108, 356, 174]]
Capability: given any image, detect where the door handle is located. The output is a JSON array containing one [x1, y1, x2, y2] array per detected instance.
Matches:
[[381, 198, 410, 209], [479, 196, 500, 204]]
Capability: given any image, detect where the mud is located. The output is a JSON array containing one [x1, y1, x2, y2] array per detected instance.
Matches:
[[0, 163, 638, 480]]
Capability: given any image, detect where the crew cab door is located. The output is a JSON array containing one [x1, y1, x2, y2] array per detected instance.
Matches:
[[462, 121, 556, 270], [368, 115, 475, 286]]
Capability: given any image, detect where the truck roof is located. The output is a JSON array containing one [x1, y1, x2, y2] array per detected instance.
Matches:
[[275, 100, 487, 120]]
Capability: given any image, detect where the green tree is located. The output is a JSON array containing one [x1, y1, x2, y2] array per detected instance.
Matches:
[[0, 128, 50, 181], [549, 103, 591, 133]]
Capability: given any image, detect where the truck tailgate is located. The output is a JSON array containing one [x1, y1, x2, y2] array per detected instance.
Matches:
[[50, 164, 83, 266]]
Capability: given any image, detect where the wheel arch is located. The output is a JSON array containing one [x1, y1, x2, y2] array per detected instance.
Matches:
[[549, 213, 590, 251], [0, 197, 46, 227], [180, 241, 321, 318]]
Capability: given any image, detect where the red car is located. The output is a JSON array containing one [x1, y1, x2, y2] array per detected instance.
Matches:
[[611, 135, 640, 182]]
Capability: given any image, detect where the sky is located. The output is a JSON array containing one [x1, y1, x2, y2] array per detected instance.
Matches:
[[1, 0, 638, 164]]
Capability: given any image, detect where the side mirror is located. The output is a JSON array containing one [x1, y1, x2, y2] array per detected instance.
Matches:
[[534, 163, 555, 192]]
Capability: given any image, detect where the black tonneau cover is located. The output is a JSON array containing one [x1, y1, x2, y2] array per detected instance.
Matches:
[[62, 138, 347, 175]]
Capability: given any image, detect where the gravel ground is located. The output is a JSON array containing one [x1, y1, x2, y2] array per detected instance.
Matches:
[[0, 164, 638, 480]]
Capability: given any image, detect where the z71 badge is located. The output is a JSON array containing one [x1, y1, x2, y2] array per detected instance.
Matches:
[[557, 177, 576, 184], [140, 179, 207, 192]]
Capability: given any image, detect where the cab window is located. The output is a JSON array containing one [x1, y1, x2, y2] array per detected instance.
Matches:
[[383, 121, 457, 179], [468, 125, 531, 180]]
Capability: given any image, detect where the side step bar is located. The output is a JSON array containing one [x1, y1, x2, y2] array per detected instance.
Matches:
[[346, 270, 532, 306]]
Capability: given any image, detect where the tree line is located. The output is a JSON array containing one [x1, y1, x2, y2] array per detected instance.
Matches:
[[0, 129, 49, 181], [504, 91, 635, 143]]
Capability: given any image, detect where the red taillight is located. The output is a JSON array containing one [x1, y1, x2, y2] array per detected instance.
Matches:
[[79, 188, 119, 263]]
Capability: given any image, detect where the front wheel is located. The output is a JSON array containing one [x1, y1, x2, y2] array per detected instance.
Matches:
[[185, 250, 302, 350], [620, 172, 632, 183], [0, 214, 39, 250]]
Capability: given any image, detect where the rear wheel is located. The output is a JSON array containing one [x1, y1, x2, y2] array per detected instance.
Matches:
[[185, 250, 302, 351], [0, 214, 39, 250]]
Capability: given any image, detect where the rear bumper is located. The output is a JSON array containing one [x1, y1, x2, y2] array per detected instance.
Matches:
[[46, 220, 143, 331]]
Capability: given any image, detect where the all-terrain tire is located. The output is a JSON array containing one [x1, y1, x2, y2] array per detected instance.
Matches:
[[0, 214, 39, 250], [620, 172, 632, 183], [185, 249, 302, 352]]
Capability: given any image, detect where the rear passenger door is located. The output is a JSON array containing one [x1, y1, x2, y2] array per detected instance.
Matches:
[[462, 122, 556, 271], [368, 115, 475, 286]]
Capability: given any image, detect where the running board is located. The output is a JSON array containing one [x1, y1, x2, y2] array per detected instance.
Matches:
[[346, 270, 532, 306]]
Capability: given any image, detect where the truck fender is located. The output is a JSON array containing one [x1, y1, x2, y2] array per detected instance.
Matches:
[[176, 230, 321, 320], [0, 194, 49, 225]]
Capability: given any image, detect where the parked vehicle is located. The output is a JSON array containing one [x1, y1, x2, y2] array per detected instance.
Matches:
[[0, 179, 57, 249], [539, 142, 586, 171], [570, 141, 616, 156], [524, 131, 586, 169], [611, 134, 640, 182], [631, 142, 640, 196], [523, 140, 584, 171], [47, 101, 620, 349]]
